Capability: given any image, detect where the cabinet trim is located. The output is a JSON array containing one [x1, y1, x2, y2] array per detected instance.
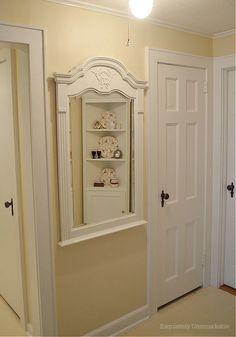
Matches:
[[59, 220, 147, 247]]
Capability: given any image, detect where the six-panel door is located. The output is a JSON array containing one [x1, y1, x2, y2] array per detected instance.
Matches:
[[157, 63, 205, 307]]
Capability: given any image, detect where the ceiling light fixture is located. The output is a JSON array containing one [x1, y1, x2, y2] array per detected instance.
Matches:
[[129, 0, 154, 19]]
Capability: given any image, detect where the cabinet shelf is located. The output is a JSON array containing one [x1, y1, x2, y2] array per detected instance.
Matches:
[[86, 187, 125, 191], [87, 158, 126, 162], [87, 129, 126, 132]]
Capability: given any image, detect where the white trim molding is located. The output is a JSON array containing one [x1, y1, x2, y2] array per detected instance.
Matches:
[[83, 305, 149, 337], [211, 54, 235, 287], [54, 56, 147, 245], [47, 0, 130, 18], [213, 29, 236, 39], [146, 48, 213, 315], [0, 23, 57, 336]]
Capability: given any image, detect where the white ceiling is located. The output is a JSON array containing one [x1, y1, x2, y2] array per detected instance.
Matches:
[[51, 0, 235, 36]]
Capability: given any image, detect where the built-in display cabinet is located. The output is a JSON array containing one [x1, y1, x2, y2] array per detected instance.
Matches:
[[54, 57, 147, 246], [82, 96, 131, 224]]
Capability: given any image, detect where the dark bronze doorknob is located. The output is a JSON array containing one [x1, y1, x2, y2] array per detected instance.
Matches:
[[227, 182, 234, 198], [161, 190, 169, 207], [4, 198, 14, 216]]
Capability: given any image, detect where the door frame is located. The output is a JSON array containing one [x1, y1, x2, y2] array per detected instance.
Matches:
[[0, 23, 57, 336], [211, 55, 235, 287], [0, 46, 27, 327], [146, 48, 213, 315]]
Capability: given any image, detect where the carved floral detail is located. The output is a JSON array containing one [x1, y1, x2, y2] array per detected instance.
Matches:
[[91, 67, 116, 90]]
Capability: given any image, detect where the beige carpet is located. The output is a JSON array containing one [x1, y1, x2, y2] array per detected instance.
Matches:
[[0, 296, 26, 336], [124, 287, 235, 337], [0, 287, 235, 336]]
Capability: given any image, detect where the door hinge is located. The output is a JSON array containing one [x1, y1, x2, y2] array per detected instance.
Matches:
[[202, 254, 206, 267], [203, 81, 208, 94]]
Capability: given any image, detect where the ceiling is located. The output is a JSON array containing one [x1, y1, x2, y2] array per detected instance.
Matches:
[[50, 0, 235, 36]]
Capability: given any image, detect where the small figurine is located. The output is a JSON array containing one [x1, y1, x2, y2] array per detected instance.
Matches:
[[114, 149, 122, 159], [94, 120, 102, 129]]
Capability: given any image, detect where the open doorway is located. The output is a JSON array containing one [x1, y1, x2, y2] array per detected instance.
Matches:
[[0, 24, 57, 336], [0, 42, 29, 332], [221, 67, 235, 290], [212, 55, 235, 292]]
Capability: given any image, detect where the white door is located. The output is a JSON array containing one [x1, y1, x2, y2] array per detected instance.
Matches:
[[0, 48, 24, 318], [157, 64, 205, 307], [224, 68, 236, 289]]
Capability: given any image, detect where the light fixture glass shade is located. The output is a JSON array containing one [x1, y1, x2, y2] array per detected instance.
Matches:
[[129, 0, 154, 19]]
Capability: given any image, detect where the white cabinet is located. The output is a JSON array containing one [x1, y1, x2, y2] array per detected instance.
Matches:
[[86, 190, 126, 224], [55, 56, 146, 245], [82, 96, 130, 224]]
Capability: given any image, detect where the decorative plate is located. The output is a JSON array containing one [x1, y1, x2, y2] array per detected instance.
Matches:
[[101, 111, 116, 121], [98, 136, 118, 158], [100, 111, 117, 129], [100, 168, 117, 186]]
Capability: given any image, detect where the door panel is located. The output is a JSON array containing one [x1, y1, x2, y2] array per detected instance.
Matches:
[[0, 48, 23, 317], [157, 64, 205, 307], [224, 68, 235, 288], [166, 78, 179, 112], [166, 123, 179, 203], [186, 123, 197, 199], [184, 220, 197, 272]]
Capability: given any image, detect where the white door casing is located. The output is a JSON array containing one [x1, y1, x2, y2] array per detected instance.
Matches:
[[0, 48, 24, 319], [223, 68, 235, 288], [0, 24, 57, 336], [157, 64, 205, 307], [211, 55, 235, 288], [147, 48, 212, 314]]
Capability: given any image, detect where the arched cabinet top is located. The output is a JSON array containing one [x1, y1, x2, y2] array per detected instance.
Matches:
[[54, 56, 148, 100]]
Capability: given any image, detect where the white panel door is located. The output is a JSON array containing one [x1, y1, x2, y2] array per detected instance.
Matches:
[[157, 64, 205, 307], [224, 68, 236, 289], [0, 48, 24, 318]]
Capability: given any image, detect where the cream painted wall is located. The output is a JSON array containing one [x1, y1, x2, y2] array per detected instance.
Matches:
[[213, 34, 236, 57], [0, 0, 212, 79], [0, 0, 234, 335], [29, 1, 213, 80]]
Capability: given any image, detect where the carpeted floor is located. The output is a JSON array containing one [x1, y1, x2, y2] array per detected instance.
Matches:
[[0, 296, 26, 336], [124, 287, 235, 336], [0, 287, 235, 336]]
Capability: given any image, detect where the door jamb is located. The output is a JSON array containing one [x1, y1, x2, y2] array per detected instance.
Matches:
[[0, 23, 57, 336], [146, 48, 213, 315], [211, 55, 235, 287]]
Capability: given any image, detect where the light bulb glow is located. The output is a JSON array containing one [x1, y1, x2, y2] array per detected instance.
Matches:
[[129, 0, 153, 19]]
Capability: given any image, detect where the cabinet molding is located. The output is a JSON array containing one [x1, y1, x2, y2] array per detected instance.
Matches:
[[54, 57, 147, 245]]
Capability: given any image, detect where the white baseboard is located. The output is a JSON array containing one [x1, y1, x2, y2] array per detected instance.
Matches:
[[26, 323, 33, 337], [83, 305, 149, 337]]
